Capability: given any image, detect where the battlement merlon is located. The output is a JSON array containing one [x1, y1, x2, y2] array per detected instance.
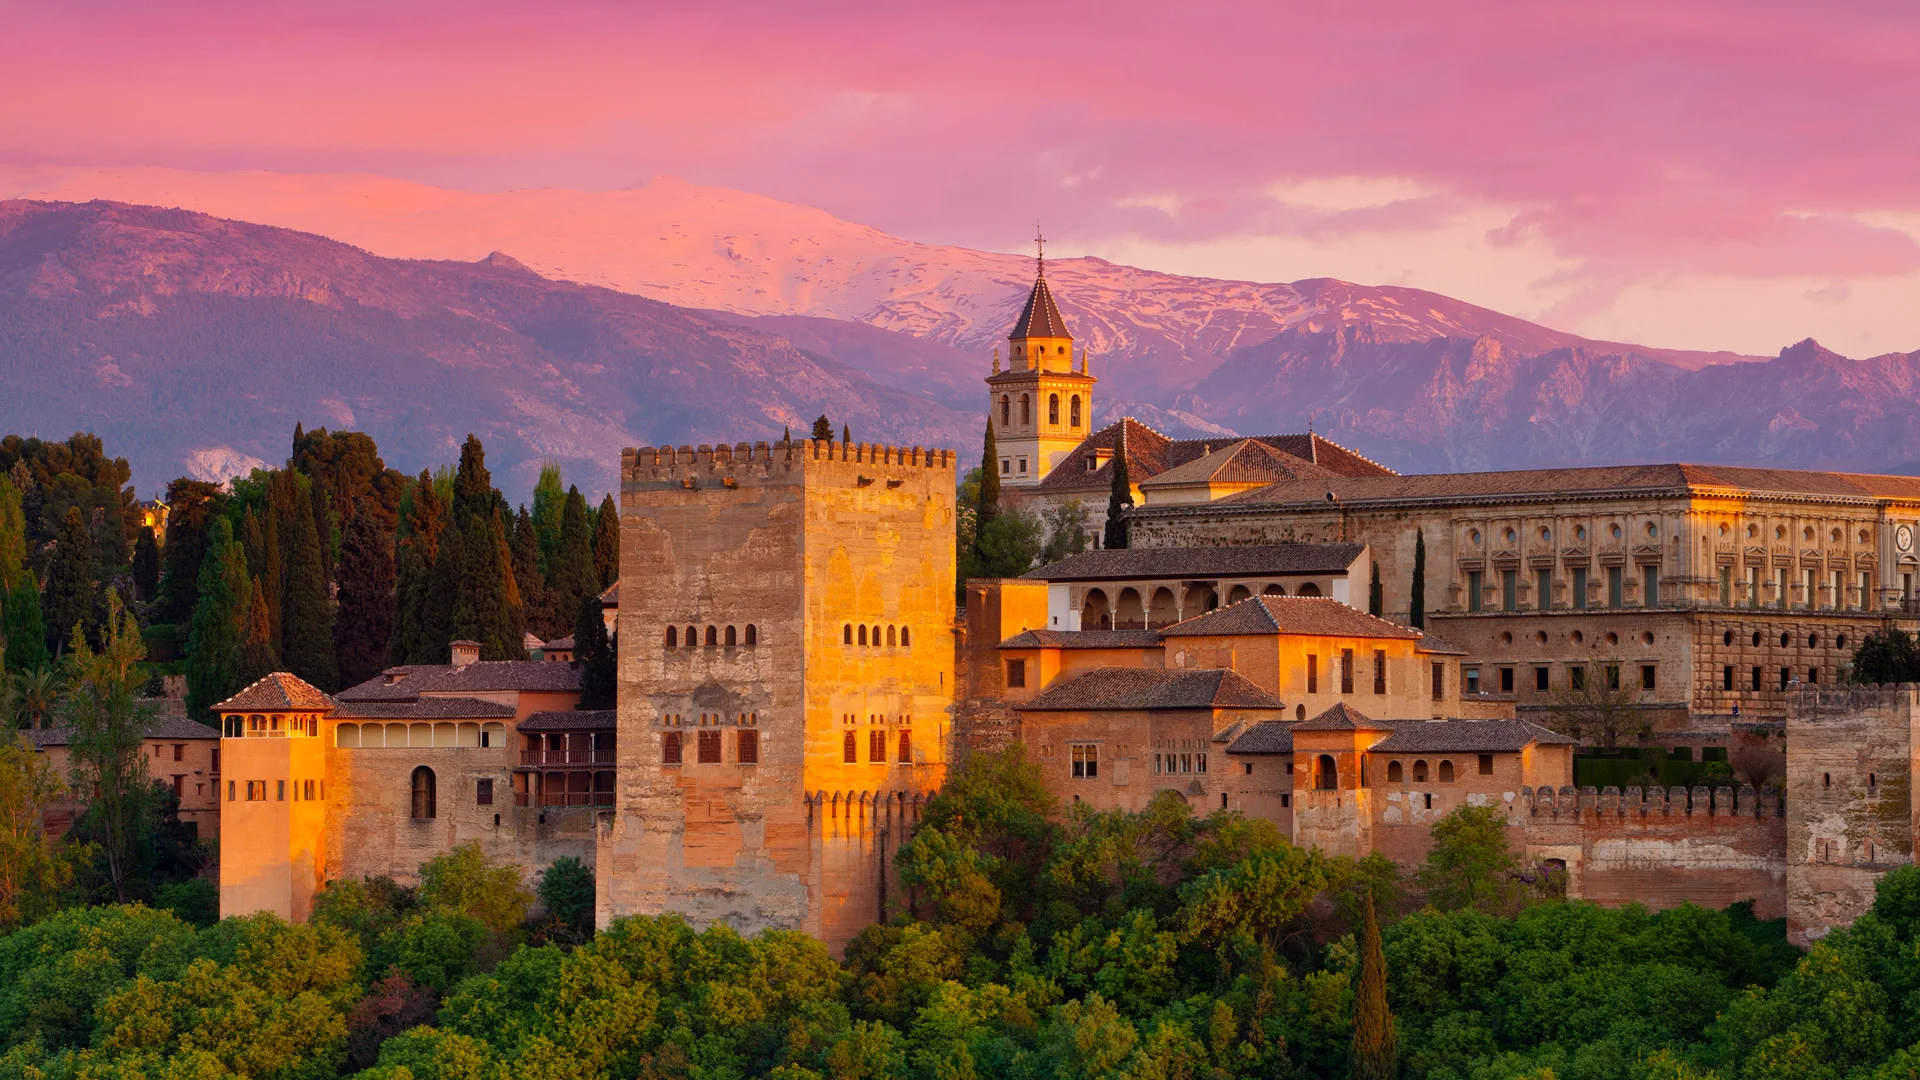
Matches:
[[1786, 684, 1920, 718], [622, 440, 956, 486]]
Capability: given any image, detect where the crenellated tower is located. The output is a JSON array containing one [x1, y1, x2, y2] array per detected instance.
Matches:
[[987, 235, 1095, 487]]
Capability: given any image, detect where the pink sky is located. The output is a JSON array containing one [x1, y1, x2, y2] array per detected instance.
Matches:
[[6, 0, 1920, 354]]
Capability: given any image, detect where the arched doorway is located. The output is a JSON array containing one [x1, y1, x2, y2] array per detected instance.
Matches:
[[1227, 584, 1252, 604], [1115, 588, 1145, 630], [1081, 589, 1112, 630], [1147, 587, 1177, 628], [1315, 754, 1338, 790]]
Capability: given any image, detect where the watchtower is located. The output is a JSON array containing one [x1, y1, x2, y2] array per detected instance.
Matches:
[[987, 236, 1095, 487], [214, 673, 335, 922]]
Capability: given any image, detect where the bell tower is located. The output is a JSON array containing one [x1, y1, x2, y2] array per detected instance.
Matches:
[[986, 231, 1095, 487]]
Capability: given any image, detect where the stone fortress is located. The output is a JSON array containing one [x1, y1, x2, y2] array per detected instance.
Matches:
[[209, 253, 1920, 950]]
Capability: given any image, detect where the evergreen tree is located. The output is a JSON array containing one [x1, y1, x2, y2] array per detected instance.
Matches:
[[531, 462, 564, 572], [1411, 529, 1426, 629], [130, 527, 160, 601], [511, 507, 551, 639], [574, 596, 615, 710], [0, 476, 25, 591], [389, 471, 447, 665], [451, 512, 518, 661], [546, 487, 597, 634], [184, 519, 248, 722], [452, 435, 493, 527], [1369, 563, 1384, 618], [59, 595, 153, 903], [591, 494, 619, 590], [418, 521, 464, 664], [89, 491, 129, 584], [3, 573, 48, 675], [1350, 893, 1398, 1080], [333, 510, 396, 689], [812, 415, 833, 441], [975, 420, 1001, 531], [43, 507, 96, 656], [280, 480, 337, 690], [841, 423, 850, 445], [151, 480, 224, 625], [782, 425, 792, 444], [494, 511, 528, 654], [1103, 436, 1133, 551], [238, 580, 278, 685]]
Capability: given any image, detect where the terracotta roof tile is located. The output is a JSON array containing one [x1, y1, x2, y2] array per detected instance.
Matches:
[[519, 710, 618, 732], [1160, 595, 1422, 640], [213, 673, 336, 713], [330, 697, 518, 720], [599, 581, 620, 606], [1225, 720, 1295, 754], [1367, 719, 1575, 753], [1292, 702, 1390, 731], [335, 661, 582, 702], [1036, 420, 1391, 496], [22, 716, 221, 747], [1018, 667, 1284, 711], [998, 629, 1165, 650], [1024, 543, 1365, 582]]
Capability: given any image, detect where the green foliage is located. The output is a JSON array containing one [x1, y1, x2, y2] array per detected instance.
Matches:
[[536, 856, 596, 940], [184, 517, 248, 721], [334, 505, 397, 689], [1853, 628, 1920, 684], [1038, 500, 1091, 565], [0, 733, 77, 929], [281, 473, 339, 690], [575, 596, 616, 710], [1350, 895, 1397, 1080], [976, 419, 1001, 530], [42, 506, 95, 656], [591, 493, 619, 590], [419, 842, 533, 935], [531, 461, 565, 572], [1104, 436, 1133, 550], [813, 414, 834, 441], [152, 478, 225, 626], [1416, 805, 1523, 914], [1368, 562, 1383, 618], [2, 572, 48, 676], [58, 595, 155, 903], [546, 485, 598, 637], [0, 476, 24, 593], [966, 510, 1044, 580], [130, 524, 160, 601]]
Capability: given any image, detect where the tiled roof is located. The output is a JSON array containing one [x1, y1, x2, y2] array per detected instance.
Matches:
[[543, 636, 577, 651], [523, 632, 545, 651], [1160, 595, 1422, 640], [1009, 272, 1072, 340], [599, 581, 620, 607], [1292, 702, 1391, 731], [519, 710, 618, 732], [1023, 543, 1366, 582], [1140, 439, 1338, 490], [331, 697, 518, 720], [1367, 719, 1576, 753], [998, 629, 1166, 650], [1035, 420, 1393, 497], [1225, 720, 1295, 754], [335, 661, 582, 702], [1018, 667, 1284, 712], [213, 673, 336, 713], [23, 715, 220, 748], [1415, 633, 1469, 656]]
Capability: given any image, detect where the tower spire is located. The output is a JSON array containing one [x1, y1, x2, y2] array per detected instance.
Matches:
[[1034, 224, 1045, 278]]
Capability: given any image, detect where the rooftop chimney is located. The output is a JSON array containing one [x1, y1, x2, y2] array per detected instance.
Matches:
[[450, 640, 482, 667]]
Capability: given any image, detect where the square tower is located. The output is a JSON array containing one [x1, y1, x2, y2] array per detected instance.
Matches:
[[598, 438, 956, 951], [988, 259, 1095, 487], [214, 673, 335, 922]]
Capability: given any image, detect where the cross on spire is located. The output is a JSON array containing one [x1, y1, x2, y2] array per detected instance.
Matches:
[[1034, 224, 1045, 276]]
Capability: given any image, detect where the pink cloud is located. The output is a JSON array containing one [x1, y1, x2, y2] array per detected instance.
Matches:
[[5, 0, 1920, 285]]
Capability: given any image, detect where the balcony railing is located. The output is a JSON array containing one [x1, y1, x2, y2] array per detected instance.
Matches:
[[519, 749, 616, 766], [513, 791, 614, 808]]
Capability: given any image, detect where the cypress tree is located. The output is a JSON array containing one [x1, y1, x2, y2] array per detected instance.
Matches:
[[531, 462, 564, 572], [43, 506, 96, 655], [131, 526, 160, 601], [1103, 434, 1133, 551], [1369, 563, 1384, 618], [333, 509, 396, 689], [495, 511, 528, 654], [452, 512, 518, 661], [418, 521, 465, 663], [89, 489, 129, 583], [4, 572, 48, 674], [389, 471, 447, 665], [238, 580, 279, 684], [547, 487, 596, 634], [574, 596, 615, 710], [1350, 894, 1398, 1080], [812, 415, 832, 442], [1410, 529, 1426, 629], [841, 424, 850, 445], [452, 434, 493, 526], [512, 507, 551, 639], [280, 479, 337, 690], [152, 479, 223, 625], [0, 476, 25, 592], [592, 494, 619, 590], [185, 519, 248, 721], [975, 420, 1001, 529]]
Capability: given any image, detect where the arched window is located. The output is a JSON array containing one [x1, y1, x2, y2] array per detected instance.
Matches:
[[1070, 395, 1081, 427], [1001, 395, 1011, 425], [725, 625, 737, 647], [664, 626, 677, 648], [1048, 394, 1060, 424], [1439, 760, 1455, 783], [1414, 760, 1428, 782], [745, 624, 757, 647], [1264, 584, 1286, 596], [899, 627, 910, 648], [844, 624, 853, 644], [410, 767, 436, 819], [887, 625, 897, 646], [686, 625, 698, 647], [1316, 754, 1337, 790], [1081, 589, 1111, 630], [705, 625, 718, 647], [1020, 394, 1030, 425], [1227, 584, 1252, 604], [1296, 704, 1305, 720], [1297, 583, 1322, 597], [1388, 760, 1403, 783], [858, 625, 868, 646], [871, 625, 881, 646]]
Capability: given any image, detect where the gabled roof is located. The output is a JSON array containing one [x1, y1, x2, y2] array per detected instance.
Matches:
[[599, 581, 620, 607], [520, 710, 617, 732], [1225, 720, 1295, 754], [543, 636, 577, 651], [24, 715, 221, 748], [1023, 543, 1366, 582], [1292, 702, 1391, 731], [998, 629, 1166, 650], [1368, 719, 1575, 753], [1140, 439, 1338, 490], [1018, 667, 1284, 712], [335, 661, 582, 702], [213, 673, 336, 713], [523, 632, 545, 651], [1009, 272, 1072, 340], [1035, 419, 1394, 496], [331, 697, 518, 720], [1161, 595, 1423, 640]]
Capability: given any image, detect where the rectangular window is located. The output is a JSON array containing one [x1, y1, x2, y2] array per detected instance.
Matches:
[[1537, 568, 1553, 609], [1000, 458, 1010, 475], [1244, 762, 1253, 775], [1643, 564, 1659, 607], [738, 730, 759, 765], [211, 749, 219, 774], [1535, 666, 1550, 692], [1005, 659, 1026, 688], [476, 779, 494, 805], [1834, 569, 1846, 609], [897, 730, 912, 763], [276, 779, 286, 801], [1500, 667, 1514, 694], [173, 743, 184, 762], [1570, 666, 1587, 691], [1808, 667, 1819, 685], [304, 779, 315, 800], [227, 780, 235, 802], [1478, 754, 1494, 775], [839, 730, 856, 763], [1071, 744, 1099, 779], [1804, 568, 1817, 607], [1747, 566, 1761, 607], [1751, 666, 1762, 691], [1280, 794, 1291, 808], [1197, 753, 1208, 774], [1430, 662, 1444, 701], [1572, 567, 1589, 610], [869, 729, 886, 763], [246, 781, 266, 801], [1501, 569, 1517, 612], [1777, 568, 1789, 609], [1779, 666, 1790, 691], [1307, 655, 1318, 694], [664, 731, 683, 765], [1465, 667, 1481, 695], [1641, 664, 1656, 691], [1467, 570, 1483, 612], [1017, 457, 1028, 474], [1607, 566, 1623, 608], [1719, 565, 1732, 606], [1340, 649, 1354, 694], [1605, 665, 1621, 691], [697, 730, 722, 764], [1180, 753, 1191, 774], [1373, 650, 1387, 694], [291, 779, 299, 801], [1723, 665, 1734, 691], [1862, 571, 1874, 609], [1154, 754, 1163, 775]]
